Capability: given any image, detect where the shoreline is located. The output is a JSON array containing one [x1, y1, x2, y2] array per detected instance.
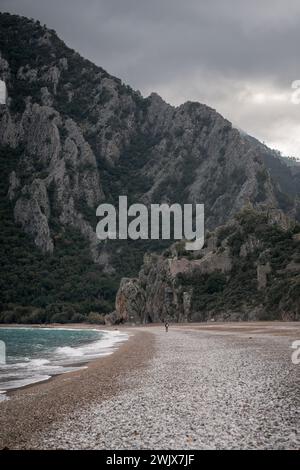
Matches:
[[0, 328, 155, 449], [0, 322, 127, 329], [0, 321, 299, 449], [0, 324, 129, 396], [29, 323, 299, 450], [0, 321, 298, 396]]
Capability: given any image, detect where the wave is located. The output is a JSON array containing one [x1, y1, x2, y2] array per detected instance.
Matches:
[[53, 330, 128, 362], [3, 358, 51, 369], [0, 329, 128, 397]]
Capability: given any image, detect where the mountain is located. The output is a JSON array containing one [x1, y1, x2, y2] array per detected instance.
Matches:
[[0, 12, 299, 323]]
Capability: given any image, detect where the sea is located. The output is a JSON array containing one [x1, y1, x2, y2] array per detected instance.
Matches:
[[0, 327, 128, 400]]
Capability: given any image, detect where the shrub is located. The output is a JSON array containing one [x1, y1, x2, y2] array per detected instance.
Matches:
[[87, 312, 105, 324], [71, 313, 86, 323]]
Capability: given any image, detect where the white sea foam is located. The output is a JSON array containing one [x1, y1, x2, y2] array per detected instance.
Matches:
[[0, 328, 128, 397], [53, 330, 128, 363], [1, 358, 51, 370], [0, 392, 8, 402], [55, 346, 85, 357], [1, 374, 51, 391]]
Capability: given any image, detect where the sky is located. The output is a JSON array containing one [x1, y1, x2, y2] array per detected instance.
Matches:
[[1, 0, 300, 158]]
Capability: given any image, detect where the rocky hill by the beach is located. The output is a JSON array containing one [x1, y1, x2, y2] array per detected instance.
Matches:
[[115, 208, 300, 322]]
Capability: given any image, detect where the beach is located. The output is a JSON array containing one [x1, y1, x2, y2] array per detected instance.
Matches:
[[0, 322, 299, 450]]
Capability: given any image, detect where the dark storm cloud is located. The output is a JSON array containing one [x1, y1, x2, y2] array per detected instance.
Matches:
[[2, 0, 300, 156]]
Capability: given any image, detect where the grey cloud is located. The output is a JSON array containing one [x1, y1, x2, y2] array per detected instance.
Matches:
[[1, 0, 300, 156]]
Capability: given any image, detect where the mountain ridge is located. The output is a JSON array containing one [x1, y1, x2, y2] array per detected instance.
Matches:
[[0, 12, 299, 323]]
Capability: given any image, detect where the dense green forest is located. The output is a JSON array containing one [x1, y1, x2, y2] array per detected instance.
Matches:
[[0, 145, 120, 323], [0, 143, 169, 324]]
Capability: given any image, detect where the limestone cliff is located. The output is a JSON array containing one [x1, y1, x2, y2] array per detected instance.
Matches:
[[115, 208, 300, 322]]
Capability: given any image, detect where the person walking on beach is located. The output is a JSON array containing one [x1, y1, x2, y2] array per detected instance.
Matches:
[[165, 321, 169, 333]]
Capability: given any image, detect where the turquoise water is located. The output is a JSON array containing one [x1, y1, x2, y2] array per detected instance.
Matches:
[[0, 327, 103, 360], [0, 327, 127, 396]]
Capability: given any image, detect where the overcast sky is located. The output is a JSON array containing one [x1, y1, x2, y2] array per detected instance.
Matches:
[[2, 0, 300, 158]]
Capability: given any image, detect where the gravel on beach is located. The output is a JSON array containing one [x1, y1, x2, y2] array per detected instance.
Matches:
[[0, 329, 154, 449], [33, 326, 299, 450]]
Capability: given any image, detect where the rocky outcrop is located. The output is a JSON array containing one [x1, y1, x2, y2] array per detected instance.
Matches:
[[2, 100, 103, 258], [14, 178, 53, 253], [257, 263, 271, 290], [115, 208, 300, 323], [139, 254, 181, 323], [168, 249, 232, 275], [115, 244, 233, 323], [115, 278, 145, 323]]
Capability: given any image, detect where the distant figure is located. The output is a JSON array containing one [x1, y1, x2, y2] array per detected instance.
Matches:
[[165, 321, 169, 333]]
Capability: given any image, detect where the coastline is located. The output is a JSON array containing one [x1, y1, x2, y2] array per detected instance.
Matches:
[[30, 323, 300, 449], [0, 327, 154, 449], [0, 324, 130, 396], [0, 321, 299, 449]]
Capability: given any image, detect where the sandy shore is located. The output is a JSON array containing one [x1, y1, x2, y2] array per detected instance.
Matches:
[[0, 327, 154, 449], [0, 322, 299, 449]]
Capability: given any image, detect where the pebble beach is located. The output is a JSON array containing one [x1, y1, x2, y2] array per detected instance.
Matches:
[[0, 323, 299, 450]]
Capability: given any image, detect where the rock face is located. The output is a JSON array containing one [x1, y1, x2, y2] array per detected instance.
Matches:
[[0, 98, 103, 258], [0, 13, 299, 322], [115, 208, 300, 322], [1, 13, 299, 259], [115, 278, 145, 323], [14, 178, 54, 253], [0, 79, 7, 105], [114, 254, 194, 323], [257, 263, 271, 290]]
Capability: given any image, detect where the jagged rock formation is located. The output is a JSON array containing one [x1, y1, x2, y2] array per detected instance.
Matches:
[[115, 278, 145, 323], [0, 13, 299, 322], [0, 79, 7, 105], [115, 208, 300, 322], [0, 97, 103, 258]]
